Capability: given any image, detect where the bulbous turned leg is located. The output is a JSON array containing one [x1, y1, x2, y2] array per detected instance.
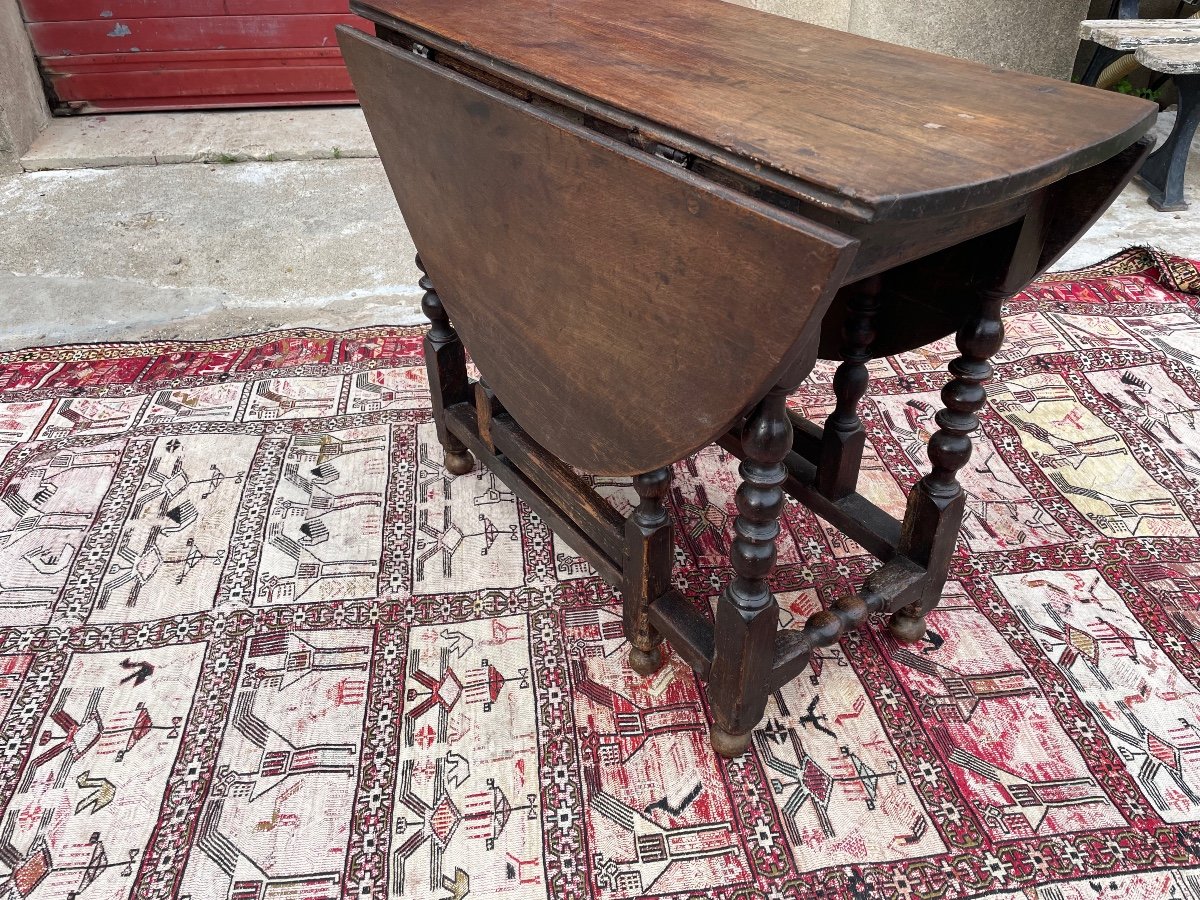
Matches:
[[708, 380, 795, 758], [628, 645, 663, 677], [623, 467, 673, 677], [417, 254, 474, 477], [709, 725, 754, 759], [443, 446, 475, 476], [887, 609, 928, 643], [890, 288, 1006, 642], [817, 275, 881, 500]]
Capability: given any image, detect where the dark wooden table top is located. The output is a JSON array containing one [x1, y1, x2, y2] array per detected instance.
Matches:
[[351, 0, 1157, 223]]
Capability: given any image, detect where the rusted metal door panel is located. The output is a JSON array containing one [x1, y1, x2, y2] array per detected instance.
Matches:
[[21, 1, 351, 16], [18, 1, 358, 112]]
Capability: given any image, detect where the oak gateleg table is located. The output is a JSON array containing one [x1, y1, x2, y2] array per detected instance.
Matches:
[[337, 0, 1158, 758]]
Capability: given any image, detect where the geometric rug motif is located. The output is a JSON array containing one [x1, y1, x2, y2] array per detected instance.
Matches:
[[1, 247, 1199, 899]]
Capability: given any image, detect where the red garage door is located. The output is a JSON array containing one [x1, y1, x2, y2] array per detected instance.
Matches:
[[19, 1, 359, 113]]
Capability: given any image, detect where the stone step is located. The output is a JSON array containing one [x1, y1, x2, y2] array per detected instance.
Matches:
[[20, 107, 376, 172]]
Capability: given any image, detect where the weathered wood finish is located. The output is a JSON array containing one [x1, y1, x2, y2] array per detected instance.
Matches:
[[355, 0, 1156, 223], [342, 0, 1158, 759], [1080, 18, 1200, 49], [340, 27, 856, 476], [1139, 42, 1200, 74], [1080, 0, 1144, 86], [1080, 16, 1198, 211]]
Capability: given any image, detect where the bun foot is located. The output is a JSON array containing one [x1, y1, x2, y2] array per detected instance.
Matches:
[[444, 448, 475, 476], [709, 724, 753, 759], [628, 644, 663, 676], [888, 610, 927, 643]]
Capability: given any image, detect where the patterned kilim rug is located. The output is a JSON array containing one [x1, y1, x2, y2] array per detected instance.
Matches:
[[2, 247, 1200, 900]]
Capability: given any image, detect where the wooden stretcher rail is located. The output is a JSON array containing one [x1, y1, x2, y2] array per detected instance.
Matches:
[[648, 554, 931, 691], [487, 412, 628, 563], [646, 590, 715, 680], [768, 555, 926, 690], [452, 394, 934, 693], [444, 403, 623, 586], [718, 421, 902, 560]]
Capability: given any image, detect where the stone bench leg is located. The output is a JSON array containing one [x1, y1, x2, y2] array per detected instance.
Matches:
[[1138, 74, 1200, 212]]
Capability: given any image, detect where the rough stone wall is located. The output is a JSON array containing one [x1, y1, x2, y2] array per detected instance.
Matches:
[[726, 0, 852, 31], [0, 1, 49, 175], [851, 0, 1093, 78], [728, 0, 1094, 79]]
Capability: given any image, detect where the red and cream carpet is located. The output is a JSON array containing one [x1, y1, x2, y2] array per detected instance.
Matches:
[[1, 247, 1199, 900]]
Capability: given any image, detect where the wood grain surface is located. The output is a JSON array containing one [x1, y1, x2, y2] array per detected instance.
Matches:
[[340, 27, 856, 474], [353, 0, 1156, 222]]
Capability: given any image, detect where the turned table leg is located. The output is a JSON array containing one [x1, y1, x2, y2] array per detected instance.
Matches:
[[417, 254, 474, 476], [623, 467, 674, 676], [890, 288, 1005, 642], [708, 380, 795, 758], [818, 276, 881, 500]]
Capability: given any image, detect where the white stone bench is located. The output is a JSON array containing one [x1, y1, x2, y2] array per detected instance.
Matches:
[[1080, 17, 1200, 210], [1080, 19, 1200, 51], [1138, 41, 1200, 75]]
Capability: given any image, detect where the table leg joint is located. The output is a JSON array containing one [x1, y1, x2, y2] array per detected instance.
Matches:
[[721, 420, 902, 561]]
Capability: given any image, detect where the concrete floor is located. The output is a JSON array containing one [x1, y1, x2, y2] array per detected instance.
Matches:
[[0, 107, 1197, 351], [0, 157, 422, 350], [19, 107, 376, 171]]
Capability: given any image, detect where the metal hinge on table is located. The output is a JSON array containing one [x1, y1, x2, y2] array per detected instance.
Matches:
[[653, 143, 692, 168], [411, 42, 431, 58]]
